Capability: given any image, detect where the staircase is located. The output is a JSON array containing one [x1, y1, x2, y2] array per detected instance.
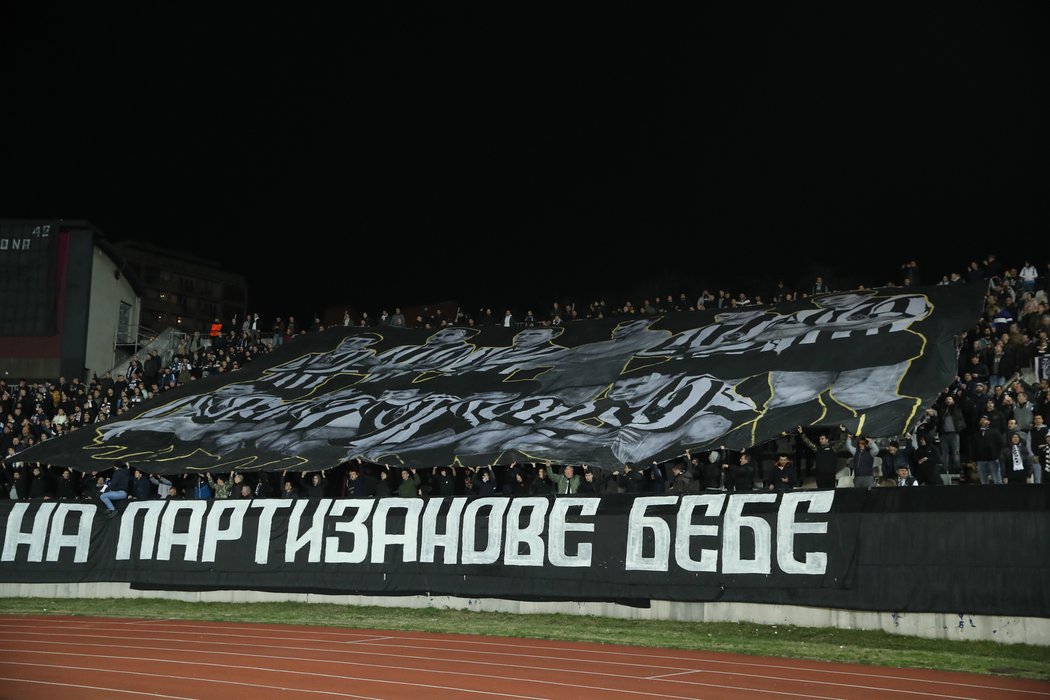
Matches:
[[111, 325, 188, 377]]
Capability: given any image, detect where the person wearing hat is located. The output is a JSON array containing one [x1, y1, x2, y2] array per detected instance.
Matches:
[[894, 464, 919, 487], [878, 439, 913, 486]]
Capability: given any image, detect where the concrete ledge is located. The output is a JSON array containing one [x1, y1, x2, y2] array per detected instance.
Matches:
[[2, 583, 1046, 646]]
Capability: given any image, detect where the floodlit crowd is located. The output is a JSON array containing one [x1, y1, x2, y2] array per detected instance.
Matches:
[[4, 253, 1050, 506]]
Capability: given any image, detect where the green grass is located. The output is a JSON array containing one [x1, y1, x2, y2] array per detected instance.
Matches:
[[1, 598, 1047, 681]]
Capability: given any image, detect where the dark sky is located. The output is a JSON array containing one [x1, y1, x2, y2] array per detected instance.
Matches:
[[1, 4, 1046, 320]]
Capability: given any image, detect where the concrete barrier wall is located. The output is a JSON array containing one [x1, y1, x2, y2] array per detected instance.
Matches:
[[2, 582, 1045, 646]]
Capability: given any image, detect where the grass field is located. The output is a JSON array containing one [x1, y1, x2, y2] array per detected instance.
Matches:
[[0, 598, 1047, 681]]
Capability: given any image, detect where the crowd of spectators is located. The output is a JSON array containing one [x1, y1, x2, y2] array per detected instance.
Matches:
[[3, 253, 1049, 506]]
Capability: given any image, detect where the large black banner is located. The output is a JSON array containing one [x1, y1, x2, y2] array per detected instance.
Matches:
[[1, 490, 1047, 616], [17, 286, 983, 473]]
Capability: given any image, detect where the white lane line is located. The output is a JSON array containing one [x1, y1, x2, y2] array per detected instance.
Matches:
[[0, 643, 839, 700], [0, 627, 1034, 700], [663, 675, 998, 700], [0, 626, 672, 675], [0, 660, 385, 700], [4, 618, 1045, 698], [0, 674, 196, 699], [647, 669, 704, 680], [343, 635, 393, 644]]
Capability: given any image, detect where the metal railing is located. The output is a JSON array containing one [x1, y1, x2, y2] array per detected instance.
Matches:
[[111, 325, 188, 377]]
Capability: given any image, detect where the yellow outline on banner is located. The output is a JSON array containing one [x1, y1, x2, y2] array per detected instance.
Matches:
[[503, 366, 554, 382], [897, 326, 931, 431], [622, 355, 671, 374], [412, 370, 448, 383], [290, 371, 370, 399], [809, 391, 829, 425], [750, 372, 776, 445], [76, 331, 388, 471], [819, 293, 933, 434], [827, 388, 859, 418], [70, 296, 939, 471]]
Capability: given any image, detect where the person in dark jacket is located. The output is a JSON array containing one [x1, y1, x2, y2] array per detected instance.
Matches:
[[1028, 411, 1046, 485], [799, 427, 844, 489], [301, 471, 326, 498], [1001, 432, 1033, 485], [576, 469, 601, 495], [80, 472, 103, 501], [979, 398, 1007, 434], [1030, 415, 1049, 457], [430, 466, 456, 497], [937, 395, 966, 473], [228, 472, 246, 497], [144, 351, 162, 386], [766, 454, 797, 491], [343, 465, 377, 498], [252, 473, 273, 499], [55, 468, 79, 500], [8, 469, 28, 500], [670, 463, 692, 494], [528, 466, 554, 495], [375, 469, 393, 498], [1036, 433, 1050, 479], [692, 452, 721, 490], [724, 450, 756, 491], [647, 463, 666, 494], [612, 463, 644, 495], [912, 433, 942, 485], [101, 462, 131, 516], [894, 464, 919, 487], [28, 465, 50, 499], [878, 440, 912, 485], [509, 469, 532, 496], [472, 468, 497, 496], [131, 469, 154, 501], [970, 415, 1006, 484]]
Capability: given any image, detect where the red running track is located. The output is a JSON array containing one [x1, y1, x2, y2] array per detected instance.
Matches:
[[0, 615, 1046, 699]]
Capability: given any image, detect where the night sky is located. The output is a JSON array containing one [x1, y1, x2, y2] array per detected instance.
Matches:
[[1, 4, 1046, 322]]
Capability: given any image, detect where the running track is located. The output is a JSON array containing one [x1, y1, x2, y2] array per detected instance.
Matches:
[[0, 616, 1046, 699]]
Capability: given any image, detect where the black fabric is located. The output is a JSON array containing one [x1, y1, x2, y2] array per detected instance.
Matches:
[[15, 286, 983, 473], [1, 487, 1046, 617]]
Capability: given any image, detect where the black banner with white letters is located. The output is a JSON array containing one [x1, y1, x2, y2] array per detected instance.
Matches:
[[2, 489, 1047, 617], [15, 285, 984, 473]]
